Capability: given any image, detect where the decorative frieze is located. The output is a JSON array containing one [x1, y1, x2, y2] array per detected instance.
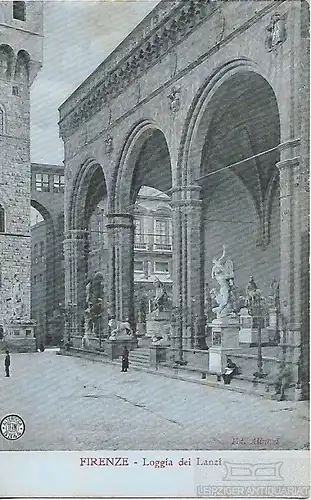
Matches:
[[59, 0, 215, 138]]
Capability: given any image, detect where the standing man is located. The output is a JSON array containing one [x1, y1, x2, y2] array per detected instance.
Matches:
[[121, 346, 129, 372], [4, 350, 10, 377]]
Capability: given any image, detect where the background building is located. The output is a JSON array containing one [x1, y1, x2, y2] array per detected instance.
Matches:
[[30, 177, 172, 343], [0, 1, 43, 338], [30, 162, 65, 345]]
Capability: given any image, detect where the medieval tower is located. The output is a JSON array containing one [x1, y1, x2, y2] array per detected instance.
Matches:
[[0, 1, 43, 342]]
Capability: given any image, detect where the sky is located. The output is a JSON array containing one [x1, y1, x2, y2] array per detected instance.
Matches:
[[30, 0, 160, 165]]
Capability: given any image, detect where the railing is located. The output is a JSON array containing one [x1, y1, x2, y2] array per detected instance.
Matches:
[[134, 242, 148, 250], [153, 243, 172, 251]]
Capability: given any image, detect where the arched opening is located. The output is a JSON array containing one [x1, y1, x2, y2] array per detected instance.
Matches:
[[69, 161, 108, 339], [30, 202, 55, 346], [14, 50, 30, 84], [188, 69, 281, 349], [114, 123, 172, 330], [0, 45, 14, 80]]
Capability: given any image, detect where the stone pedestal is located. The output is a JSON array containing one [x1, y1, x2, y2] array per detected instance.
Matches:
[[146, 310, 171, 338], [136, 322, 146, 337], [104, 337, 138, 360], [208, 318, 240, 374], [150, 345, 167, 368], [239, 308, 257, 345], [5, 321, 36, 352]]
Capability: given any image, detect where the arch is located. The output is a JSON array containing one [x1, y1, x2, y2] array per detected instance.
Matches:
[[178, 58, 281, 185], [68, 158, 108, 232], [31, 199, 53, 231], [111, 119, 172, 213], [0, 44, 14, 79], [14, 50, 30, 84]]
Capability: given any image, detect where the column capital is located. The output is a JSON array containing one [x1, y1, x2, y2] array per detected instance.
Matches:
[[65, 229, 86, 240], [171, 184, 202, 204], [106, 213, 134, 229], [170, 184, 202, 194], [171, 199, 202, 208]]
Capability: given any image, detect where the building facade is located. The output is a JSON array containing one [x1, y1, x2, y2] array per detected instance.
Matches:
[[59, 1, 309, 394], [0, 1, 43, 334], [30, 163, 65, 344]]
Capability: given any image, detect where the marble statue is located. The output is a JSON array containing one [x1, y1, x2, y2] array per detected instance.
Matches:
[[266, 13, 286, 51], [268, 278, 280, 308], [211, 246, 236, 319], [245, 276, 258, 309], [152, 277, 169, 312], [108, 318, 134, 340], [85, 280, 92, 307]]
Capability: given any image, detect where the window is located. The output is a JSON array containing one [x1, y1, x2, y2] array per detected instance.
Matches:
[[154, 261, 169, 273], [33, 275, 37, 285], [13, 1, 26, 21], [134, 261, 144, 273], [154, 219, 171, 249], [12, 85, 19, 96], [35, 173, 49, 192], [0, 204, 5, 232], [134, 218, 146, 249], [0, 107, 3, 134], [53, 174, 64, 193]]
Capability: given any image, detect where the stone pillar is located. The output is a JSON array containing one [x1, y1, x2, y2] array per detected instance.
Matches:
[[63, 229, 85, 340], [171, 185, 204, 350], [276, 139, 304, 384], [106, 214, 135, 328]]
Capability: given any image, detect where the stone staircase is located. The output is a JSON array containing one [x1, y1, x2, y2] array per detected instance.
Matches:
[[129, 347, 150, 370]]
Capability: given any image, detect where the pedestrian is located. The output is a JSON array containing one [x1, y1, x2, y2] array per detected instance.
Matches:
[[4, 350, 10, 377], [222, 357, 240, 385], [121, 346, 129, 372]]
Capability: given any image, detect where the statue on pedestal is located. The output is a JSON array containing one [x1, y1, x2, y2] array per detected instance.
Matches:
[[211, 245, 236, 320], [152, 277, 169, 313], [268, 278, 279, 308], [108, 318, 134, 340], [245, 276, 258, 310]]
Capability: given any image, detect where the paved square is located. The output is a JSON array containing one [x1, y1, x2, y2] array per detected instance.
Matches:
[[0, 351, 309, 450]]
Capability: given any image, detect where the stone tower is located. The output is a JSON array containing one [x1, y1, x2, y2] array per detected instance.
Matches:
[[0, 1, 43, 344]]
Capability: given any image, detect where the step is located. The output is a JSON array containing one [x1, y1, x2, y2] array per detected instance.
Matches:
[[130, 352, 150, 360]]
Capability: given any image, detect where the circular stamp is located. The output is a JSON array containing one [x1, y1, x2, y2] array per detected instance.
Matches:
[[0, 414, 25, 441]]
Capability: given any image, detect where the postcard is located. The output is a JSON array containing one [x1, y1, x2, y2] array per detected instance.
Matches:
[[0, 0, 309, 498]]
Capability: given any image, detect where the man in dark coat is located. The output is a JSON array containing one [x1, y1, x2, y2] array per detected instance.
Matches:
[[4, 350, 10, 377], [121, 346, 129, 372], [222, 357, 240, 385]]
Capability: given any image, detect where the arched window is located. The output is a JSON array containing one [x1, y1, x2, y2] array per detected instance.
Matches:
[[0, 204, 5, 232], [13, 1, 26, 21]]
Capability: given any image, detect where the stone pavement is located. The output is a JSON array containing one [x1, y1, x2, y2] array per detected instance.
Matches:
[[0, 350, 309, 451]]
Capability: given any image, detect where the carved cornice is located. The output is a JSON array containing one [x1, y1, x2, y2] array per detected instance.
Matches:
[[59, 0, 216, 139]]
